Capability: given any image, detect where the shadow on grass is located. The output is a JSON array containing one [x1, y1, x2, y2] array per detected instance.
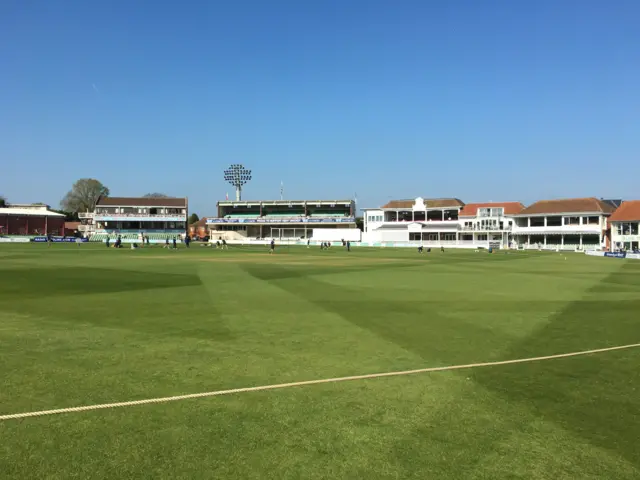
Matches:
[[241, 260, 421, 282], [246, 258, 640, 469], [0, 266, 233, 340], [470, 262, 640, 467], [242, 263, 558, 365], [0, 267, 202, 300]]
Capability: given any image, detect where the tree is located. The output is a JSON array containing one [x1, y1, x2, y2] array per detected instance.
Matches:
[[0, 195, 8, 208], [52, 209, 79, 222], [188, 213, 200, 224], [143, 193, 170, 198], [355, 217, 364, 231], [61, 179, 109, 212]]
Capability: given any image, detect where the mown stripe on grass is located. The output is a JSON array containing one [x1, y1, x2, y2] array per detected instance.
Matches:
[[1, 342, 639, 421]]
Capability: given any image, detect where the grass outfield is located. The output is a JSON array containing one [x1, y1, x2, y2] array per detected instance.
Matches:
[[1, 243, 639, 479]]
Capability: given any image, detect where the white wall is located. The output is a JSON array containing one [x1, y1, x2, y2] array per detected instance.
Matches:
[[364, 209, 384, 233], [312, 228, 361, 242], [375, 229, 409, 242]]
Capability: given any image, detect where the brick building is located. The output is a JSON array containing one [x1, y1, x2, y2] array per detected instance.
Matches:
[[0, 204, 66, 236]]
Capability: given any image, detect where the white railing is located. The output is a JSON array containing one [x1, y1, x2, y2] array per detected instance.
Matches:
[[94, 213, 186, 218], [78, 212, 94, 219], [461, 225, 512, 231], [512, 225, 601, 234], [384, 219, 459, 224]]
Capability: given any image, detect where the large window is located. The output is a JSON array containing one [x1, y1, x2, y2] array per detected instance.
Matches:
[[478, 207, 504, 217], [398, 211, 413, 222], [444, 210, 459, 221], [426, 210, 443, 221], [546, 216, 562, 227], [564, 216, 580, 225], [409, 232, 422, 241], [413, 211, 426, 222], [617, 222, 639, 235], [442, 233, 456, 241]]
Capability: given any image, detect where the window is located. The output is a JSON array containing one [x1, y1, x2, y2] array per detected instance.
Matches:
[[564, 216, 580, 225], [442, 233, 456, 241], [477, 234, 488, 241], [618, 222, 640, 235], [546, 216, 562, 227], [409, 232, 422, 241]]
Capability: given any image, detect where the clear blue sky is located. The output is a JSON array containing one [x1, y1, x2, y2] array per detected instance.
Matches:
[[1, 0, 639, 215]]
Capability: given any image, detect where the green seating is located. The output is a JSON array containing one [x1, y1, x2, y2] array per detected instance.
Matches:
[[90, 232, 181, 242], [226, 213, 260, 219], [262, 212, 304, 217], [309, 213, 349, 218]]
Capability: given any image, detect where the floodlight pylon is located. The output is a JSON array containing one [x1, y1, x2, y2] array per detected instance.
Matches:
[[223, 164, 252, 201]]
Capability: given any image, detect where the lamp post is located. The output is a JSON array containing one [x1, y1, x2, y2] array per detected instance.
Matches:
[[223, 164, 252, 202]]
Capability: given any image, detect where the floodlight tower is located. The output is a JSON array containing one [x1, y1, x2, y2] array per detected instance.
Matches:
[[223, 164, 252, 201]]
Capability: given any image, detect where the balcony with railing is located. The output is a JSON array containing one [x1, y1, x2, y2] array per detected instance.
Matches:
[[93, 213, 187, 220], [512, 224, 602, 235], [78, 212, 94, 219], [461, 224, 512, 232]]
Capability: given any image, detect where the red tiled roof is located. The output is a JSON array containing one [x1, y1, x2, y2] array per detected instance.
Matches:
[[96, 196, 187, 207], [459, 202, 524, 217], [381, 198, 464, 209], [609, 201, 640, 222], [518, 198, 615, 215]]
